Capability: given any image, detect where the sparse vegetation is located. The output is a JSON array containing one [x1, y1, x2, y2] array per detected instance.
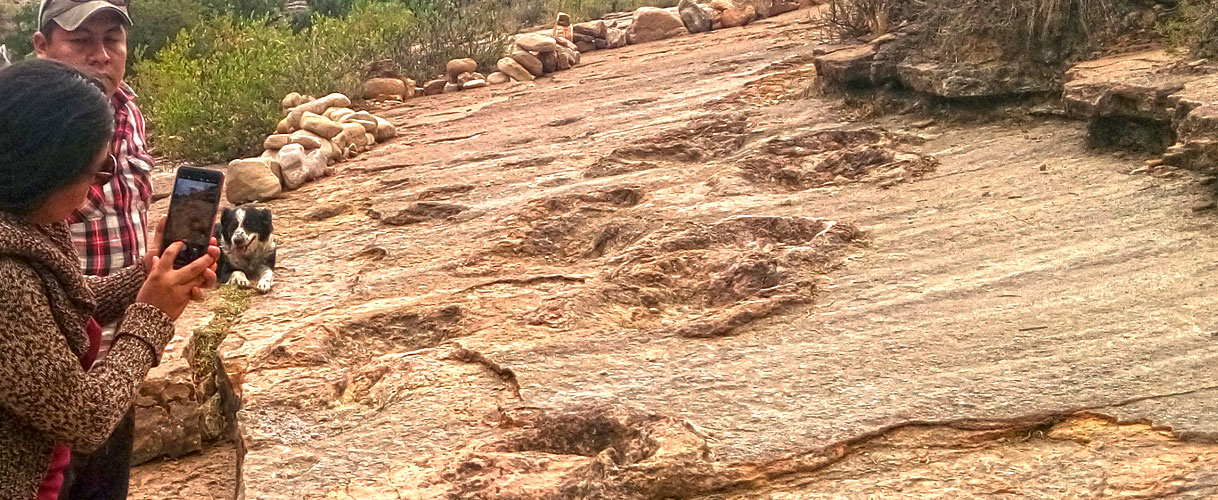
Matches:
[[397, 0, 513, 81], [1160, 0, 1218, 57], [825, 0, 905, 38], [548, 0, 679, 24], [135, 0, 514, 163], [1, 2, 39, 61], [186, 286, 256, 378], [826, 0, 1126, 65], [916, 0, 1121, 64]]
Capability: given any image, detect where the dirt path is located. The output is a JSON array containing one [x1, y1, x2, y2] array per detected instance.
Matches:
[[133, 7, 1218, 498]]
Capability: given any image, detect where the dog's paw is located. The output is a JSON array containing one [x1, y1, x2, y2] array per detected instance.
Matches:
[[229, 271, 250, 288], [256, 271, 274, 294]]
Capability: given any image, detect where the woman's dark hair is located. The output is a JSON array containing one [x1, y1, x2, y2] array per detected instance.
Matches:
[[0, 59, 114, 215]]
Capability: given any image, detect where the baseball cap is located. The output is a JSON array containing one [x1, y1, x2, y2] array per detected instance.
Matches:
[[39, 0, 132, 32]]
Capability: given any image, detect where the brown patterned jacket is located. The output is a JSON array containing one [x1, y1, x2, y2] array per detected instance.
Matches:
[[0, 211, 174, 499]]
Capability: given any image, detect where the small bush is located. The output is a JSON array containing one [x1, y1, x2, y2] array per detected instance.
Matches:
[[503, 0, 678, 28], [397, 0, 514, 80], [136, 0, 516, 163], [826, 0, 904, 38], [553, 0, 679, 23], [128, 0, 208, 61], [311, 0, 361, 17], [133, 15, 301, 163], [1, 2, 39, 61], [826, 0, 1125, 65], [201, 0, 283, 17], [1160, 0, 1218, 57]]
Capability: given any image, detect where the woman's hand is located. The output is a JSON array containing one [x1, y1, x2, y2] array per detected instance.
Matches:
[[146, 216, 220, 301], [137, 242, 216, 321]]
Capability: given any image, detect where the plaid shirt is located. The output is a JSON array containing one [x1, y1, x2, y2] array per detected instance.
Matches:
[[67, 83, 154, 277]]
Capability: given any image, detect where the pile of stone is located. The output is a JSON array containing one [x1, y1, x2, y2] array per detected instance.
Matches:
[[417, 58, 491, 96], [226, 92, 398, 205], [362, 77, 417, 101], [569, 18, 629, 53], [361, 59, 420, 101], [707, 0, 799, 29], [496, 32, 583, 83], [356, 1, 811, 99]]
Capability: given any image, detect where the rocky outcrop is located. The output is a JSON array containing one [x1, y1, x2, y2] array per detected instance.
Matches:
[[1169, 80, 1218, 170], [572, 19, 628, 53], [1062, 51, 1218, 170], [1062, 51, 1190, 123], [133, 362, 204, 465], [815, 32, 1059, 99], [516, 33, 559, 53], [493, 33, 583, 84], [423, 78, 446, 95], [814, 44, 883, 88], [511, 50, 545, 77], [718, 4, 757, 28]]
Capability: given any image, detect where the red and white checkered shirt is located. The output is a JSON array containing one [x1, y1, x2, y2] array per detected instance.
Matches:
[[67, 83, 154, 277]]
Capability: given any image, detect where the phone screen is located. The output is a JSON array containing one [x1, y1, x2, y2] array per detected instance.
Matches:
[[164, 168, 223, 268]]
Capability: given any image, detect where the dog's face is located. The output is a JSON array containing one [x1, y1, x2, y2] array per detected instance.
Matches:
[[219, 206, 274, 256]]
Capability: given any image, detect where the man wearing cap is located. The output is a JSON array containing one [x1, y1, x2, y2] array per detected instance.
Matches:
[[34, 1, 151, 498]]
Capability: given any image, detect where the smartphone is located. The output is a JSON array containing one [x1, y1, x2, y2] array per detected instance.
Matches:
[[162, 166, 225, 269]]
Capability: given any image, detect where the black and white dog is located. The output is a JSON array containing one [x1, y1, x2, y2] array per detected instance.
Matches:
[[215, 206, 277, 293]]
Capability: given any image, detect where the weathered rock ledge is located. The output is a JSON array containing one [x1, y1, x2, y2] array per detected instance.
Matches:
[[816, 41, 1218, 173], [1062, 50, 1218, 171], [813, 34, 1062, 100]]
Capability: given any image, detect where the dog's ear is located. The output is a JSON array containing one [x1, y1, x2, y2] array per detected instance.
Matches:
[[262, 208, 273, 233]]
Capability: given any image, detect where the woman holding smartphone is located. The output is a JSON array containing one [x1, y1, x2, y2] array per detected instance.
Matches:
[[0, 59, 219, 499]]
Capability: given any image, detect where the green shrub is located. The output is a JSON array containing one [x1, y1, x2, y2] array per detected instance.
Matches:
[[311, 0, 361, 17], [827, 0, 1126, 65], [201, 0, 284, 17], [133, 15, 299, 163], [502, 0, 678, 29], [1160, 0, 1218, 57], [136, 0, 517, 163], [397, 0, 514, 80], [554, 0, 678, 24], [128, 0, 208, 61], [1, 2, 39, 62]]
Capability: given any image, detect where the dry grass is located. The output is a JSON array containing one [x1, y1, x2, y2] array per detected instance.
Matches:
[[826, 0, 1128, 65], [825, 0, 905, 38]]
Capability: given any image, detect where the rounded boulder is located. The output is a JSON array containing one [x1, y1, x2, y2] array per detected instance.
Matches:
[[446, 58, 478, 79]]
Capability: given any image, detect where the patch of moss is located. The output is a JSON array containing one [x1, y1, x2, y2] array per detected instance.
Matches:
[[186, 286, 255, 382]]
